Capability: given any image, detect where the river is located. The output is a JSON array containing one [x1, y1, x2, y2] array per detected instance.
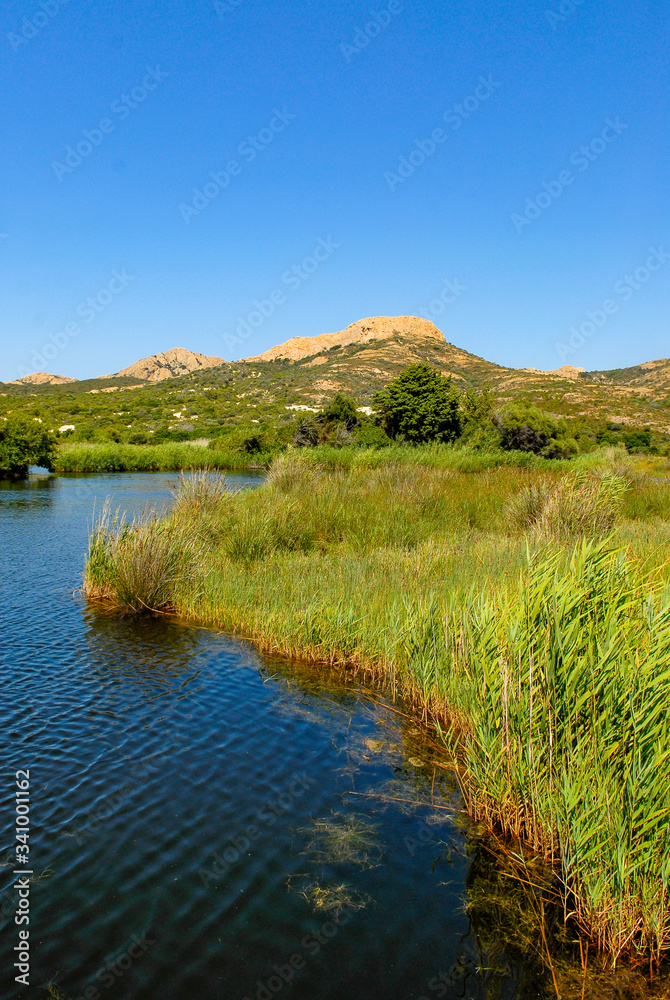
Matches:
[[0, 471, 549, 1000]]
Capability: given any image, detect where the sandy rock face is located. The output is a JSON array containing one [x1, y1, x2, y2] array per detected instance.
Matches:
[[545, 365, 586, 378], [112, 348, 226, 382], [10, 372, 78, 385], [244, 316, 446, 362]]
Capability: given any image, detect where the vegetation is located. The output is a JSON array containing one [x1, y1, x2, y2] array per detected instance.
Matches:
[[53, 441, 270, 473], [83, 450, 670, 969], [495, 403, 579, 458], [372, 363, 462, 443], [4, 341, 670, 465], [0, 417, 56, 478]]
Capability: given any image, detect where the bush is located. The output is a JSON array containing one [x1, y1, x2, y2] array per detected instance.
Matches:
[[353, 422, 392, 448], [0, 417, 57, 478], [494, 404, 577, 458], [322, 393, 359, 430], [291, 394, 361, 448], [372, 363, 462, 444]]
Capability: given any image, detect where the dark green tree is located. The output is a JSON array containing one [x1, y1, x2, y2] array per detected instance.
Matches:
[[494, 404, 577, 458], [322, 393, 359, 430], [373, 363, 461, 443], [0, 417, 57, 478]]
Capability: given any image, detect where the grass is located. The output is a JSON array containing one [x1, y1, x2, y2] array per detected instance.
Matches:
[[53, 441, 273, 472], [52, 439, 658, 475], [83, 450, 670, 970]]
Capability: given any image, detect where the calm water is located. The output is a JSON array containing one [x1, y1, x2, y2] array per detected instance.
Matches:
[[0, 472, 548, 1000]]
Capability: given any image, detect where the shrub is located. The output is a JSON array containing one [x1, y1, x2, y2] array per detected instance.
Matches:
[[461, 386, 495, 436], [494, 404, 577, 458], [373, 363, 462, 444], [352, 422, 392, 448], [322, 393, 359, 430], [0, 417, 57, 478]]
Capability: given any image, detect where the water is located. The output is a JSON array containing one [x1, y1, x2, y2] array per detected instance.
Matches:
[[0, 471, 549, 1000]]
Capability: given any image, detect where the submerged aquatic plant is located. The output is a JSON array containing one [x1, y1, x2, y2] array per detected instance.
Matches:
[[298, 879, 370, 913], [300, 812, 381, 869]]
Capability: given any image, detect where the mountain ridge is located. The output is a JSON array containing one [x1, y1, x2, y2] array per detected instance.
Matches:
[[3, 317, 670, 435]]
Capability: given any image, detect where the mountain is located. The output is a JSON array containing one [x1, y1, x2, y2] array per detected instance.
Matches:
[[246, 316, 449, 361], [585, 358, 670, 393], [10, 372, 78, 386], [3, 318, 670, 435], [110, 348, 225, 383]]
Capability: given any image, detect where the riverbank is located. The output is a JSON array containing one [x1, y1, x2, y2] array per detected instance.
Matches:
[[52, 441, 270, 472], [51, 439, 657, 475], [84, 451, 670, 970]]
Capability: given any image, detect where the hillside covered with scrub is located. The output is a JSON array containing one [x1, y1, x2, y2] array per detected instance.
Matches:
[[83, 447, 670, 985], [3, 316, 670, 473]]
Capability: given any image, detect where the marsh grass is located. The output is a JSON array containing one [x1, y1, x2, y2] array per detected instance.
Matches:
[[505, 470, 627, 539], [85, 451, 670, 965], [55, 441, 271, 473], [85, 500, 202, 612]]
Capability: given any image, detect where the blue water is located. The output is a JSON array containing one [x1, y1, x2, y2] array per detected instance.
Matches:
[[0, 472, 547, 1000]]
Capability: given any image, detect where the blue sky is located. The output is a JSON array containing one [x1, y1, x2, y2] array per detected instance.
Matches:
[[1, 0, 667, 381]]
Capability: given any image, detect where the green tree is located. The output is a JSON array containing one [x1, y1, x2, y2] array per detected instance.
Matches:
[[462, 385, 494, 430], [322, 393, 359, 430], [0, 418, 57, 478], [494, 404, 577, 458], [373, 363, 461, 444]]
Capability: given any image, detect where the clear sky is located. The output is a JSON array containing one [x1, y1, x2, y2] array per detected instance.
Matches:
[[1, 0, 667, 381]]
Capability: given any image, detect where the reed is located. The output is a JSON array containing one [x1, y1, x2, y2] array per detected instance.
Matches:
[[85, 500, 202, 612], [84, 453, 670, 964], [54, 441, 270, 473]]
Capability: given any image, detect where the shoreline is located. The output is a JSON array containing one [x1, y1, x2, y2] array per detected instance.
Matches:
[[82, 454, 670, 972]]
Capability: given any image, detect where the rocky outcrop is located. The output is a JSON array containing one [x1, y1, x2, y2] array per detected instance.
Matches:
[[10, 372, 78, 386], [244, 316, 447, 362], [111, 348, 226, 383]]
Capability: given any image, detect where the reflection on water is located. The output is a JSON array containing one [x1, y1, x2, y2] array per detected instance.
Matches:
[[0, 471, 628, 1000]]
